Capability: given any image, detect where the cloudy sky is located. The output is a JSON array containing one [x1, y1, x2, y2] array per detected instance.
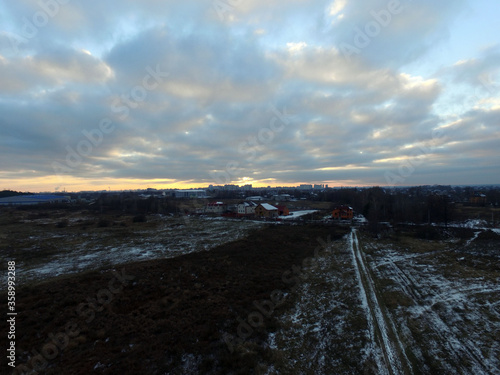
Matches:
[[0, 0, 499, 192]]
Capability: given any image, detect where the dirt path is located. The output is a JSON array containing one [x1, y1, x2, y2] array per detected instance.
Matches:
[[349, 229, 413, 375]]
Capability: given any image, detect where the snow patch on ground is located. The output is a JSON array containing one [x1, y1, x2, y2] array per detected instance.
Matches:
[[7, 217, 264, 287], [281, 210, 318, 219], [368, 240, 500, 374]]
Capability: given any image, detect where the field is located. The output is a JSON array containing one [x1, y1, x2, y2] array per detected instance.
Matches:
[[267, 227, 500, 374], [1, 208, 499, 374], [0, 209, 264, 288]]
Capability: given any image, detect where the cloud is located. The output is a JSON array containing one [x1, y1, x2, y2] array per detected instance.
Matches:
[[329, 0, 467, 67], [0, 0, 498, 191], [0, 47, 113, 96]]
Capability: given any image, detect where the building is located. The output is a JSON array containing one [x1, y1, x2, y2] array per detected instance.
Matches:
[[173, 190, 207, 198], [255, 203, 279, 218], [470, 193, 487, 206], [237, 201, 258, 217], [247, 196, 264, 201], [0, 195, 70, 206], [276, 205, 290, 216], [332, 205, 353, 220], [298, 184, 313, 190], [272, 194, 292, 202], [205, 201, 227, 214]]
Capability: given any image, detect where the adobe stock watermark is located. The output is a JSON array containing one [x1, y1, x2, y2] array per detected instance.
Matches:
[[212, 0, 243, 22], [12, 268, 135, 375], [8, 0, 71, 53], [209, 105, 297, 185], [384, 127, 445, 187], [340, 0, 412, 61], [223, 235, 334, 353], [51, 65, 169, 181]]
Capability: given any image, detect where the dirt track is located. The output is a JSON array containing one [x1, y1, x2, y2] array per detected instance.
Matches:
[[261, 227, 500, 375], [349, 229, 413, 375]]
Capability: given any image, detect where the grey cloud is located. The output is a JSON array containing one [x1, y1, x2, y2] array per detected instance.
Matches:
[[0, 0, 498, 188], [330, 0, 466, 67]]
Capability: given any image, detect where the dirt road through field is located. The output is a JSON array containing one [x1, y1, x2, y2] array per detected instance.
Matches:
[[349, 229, 413, 375]]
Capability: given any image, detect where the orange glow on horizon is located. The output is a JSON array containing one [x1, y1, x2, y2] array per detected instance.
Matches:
[[1, 176, 376, 193]]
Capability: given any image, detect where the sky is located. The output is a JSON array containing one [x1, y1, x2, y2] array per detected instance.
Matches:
[[0, 0, 499, 192]]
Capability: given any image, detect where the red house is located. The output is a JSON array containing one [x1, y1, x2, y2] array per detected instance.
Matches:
[[332, 205, 353, 220], [276, 205, 290, 216]]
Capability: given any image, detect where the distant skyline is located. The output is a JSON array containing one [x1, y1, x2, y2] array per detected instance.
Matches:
[[1, 0, 499, 193]]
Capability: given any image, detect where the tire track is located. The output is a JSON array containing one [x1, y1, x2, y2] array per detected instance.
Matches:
[[374, 247, 494, 374], [349, 229, 413, 375]]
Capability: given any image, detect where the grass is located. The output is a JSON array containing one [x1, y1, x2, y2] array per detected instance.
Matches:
[[1, 219, 350, 374]]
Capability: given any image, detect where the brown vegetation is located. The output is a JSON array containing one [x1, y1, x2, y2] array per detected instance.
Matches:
[[2, 225, 348, 375]]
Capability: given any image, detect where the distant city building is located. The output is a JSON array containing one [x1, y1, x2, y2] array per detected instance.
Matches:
[[173, 190, 207, 198], [299, 184, 313, 190]]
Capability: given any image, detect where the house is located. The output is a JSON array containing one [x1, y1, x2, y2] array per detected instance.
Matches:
[[255, 203, 279, 218], [205, 201, 226, 214], [272, 194, 292, 202], [276, 205, 290, 216], [237, 201, 258, 217], [470, 193, 487, 206], [247, 196, 264, 201], [332, 205, 353, 220]]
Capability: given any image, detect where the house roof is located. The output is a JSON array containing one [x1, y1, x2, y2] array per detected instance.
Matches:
[[259, 203, 278, 211], [333, 205, 353, 211], [207, 201, 225, 206], [239, 201, 258, 207]]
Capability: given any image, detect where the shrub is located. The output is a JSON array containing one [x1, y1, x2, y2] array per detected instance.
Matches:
[[56, 219, 69, 228], [133, 214, 147, 223], [97, 218, 110, 227]]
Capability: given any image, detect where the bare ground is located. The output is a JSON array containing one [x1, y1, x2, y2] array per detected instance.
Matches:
[[1, 207, 499, 374]]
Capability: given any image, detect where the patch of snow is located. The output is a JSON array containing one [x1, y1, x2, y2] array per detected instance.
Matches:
[[3, 217, 265, 288], [463, 219, 488, 229], [465, 231, 481, 247], [281, 210, 317, 219]]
